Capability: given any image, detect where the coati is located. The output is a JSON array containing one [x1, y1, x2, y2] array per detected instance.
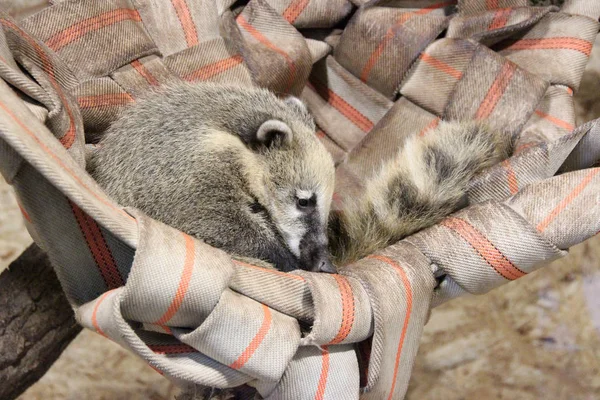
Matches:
[[88, 81, 511, 273]]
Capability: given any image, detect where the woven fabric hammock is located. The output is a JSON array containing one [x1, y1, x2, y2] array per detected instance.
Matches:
[[1, 0, 599, 398]]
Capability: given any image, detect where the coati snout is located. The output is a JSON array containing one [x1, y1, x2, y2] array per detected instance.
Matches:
[[88, 82, 336, 273]]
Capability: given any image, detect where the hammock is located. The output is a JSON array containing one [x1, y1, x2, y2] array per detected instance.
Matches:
[[0, 0, 599, 398]]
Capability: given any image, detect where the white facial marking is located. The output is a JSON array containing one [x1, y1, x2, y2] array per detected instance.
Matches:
[[296, 189, 312, 200], [316, 188, 328, 225]]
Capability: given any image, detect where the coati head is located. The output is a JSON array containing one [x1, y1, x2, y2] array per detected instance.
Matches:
[[88, 82, 336, 273]]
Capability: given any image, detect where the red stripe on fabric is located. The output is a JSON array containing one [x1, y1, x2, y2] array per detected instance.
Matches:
[[314, 345, 330, 400], [566, 87, 574, 96], [534, 110, 574, 131], [502, 159, 519, 195], [77, 93, 134, 108], [154, 233, 195, 325], [232, 259, 306, 281], [359, 1, 457, 82], [0, 97, 133, 220], [420, 53, 463, 79], [366, 255, 412, 400], [316, 129, 326, 139], [46, 9, 142, 51], [504, 37, 593, 56], [475, 61, 516, 120], [183, 55, 244, 81], [442, 217, 526, 280], [329, 275, 355, 344], [70, 200, 125, 289], [91, 289, 116, 338], [0, 19, 77, 149], [488, 8, 511, 30], [283, 0, 310, 23], [307, 81, 374, 132], [170, 0, 199, 47], [229, 304, 272, 369], [236, 15, 296, 94], [487, 0, 499, 8], [149, 364, 164, 375], [537, 169, 600, 232], [157, 324, 172, 334], [514, 141, 536, 154], [17, 202, 32, 223], [418, 117, 440, 137], [149, 343, 198, 354], [131, 60, 159, 86]]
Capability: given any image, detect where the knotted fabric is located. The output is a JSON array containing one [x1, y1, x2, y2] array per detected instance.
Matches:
[[0, 0, 599, 398]]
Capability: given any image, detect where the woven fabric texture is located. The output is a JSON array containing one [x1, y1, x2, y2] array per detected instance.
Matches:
[[0, 0, 599, 399]]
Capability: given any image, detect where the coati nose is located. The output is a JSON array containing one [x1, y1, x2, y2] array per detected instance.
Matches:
[[318, 258, 337, 274]]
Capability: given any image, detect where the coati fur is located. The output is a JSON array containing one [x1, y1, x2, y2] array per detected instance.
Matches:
[[88, 81, 511, 273], [88, 82, 336, 273], [88, 82, 511, 400]]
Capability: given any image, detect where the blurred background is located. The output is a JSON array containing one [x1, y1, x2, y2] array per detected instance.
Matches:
[[1, 0, 599, 399]]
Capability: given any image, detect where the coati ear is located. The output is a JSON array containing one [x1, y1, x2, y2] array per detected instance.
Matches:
[[256, 119, 293, 148], [283, 96, 308, 113]]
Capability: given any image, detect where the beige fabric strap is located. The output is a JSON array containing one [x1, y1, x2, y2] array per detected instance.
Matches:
[[0, 1, 599, 399]]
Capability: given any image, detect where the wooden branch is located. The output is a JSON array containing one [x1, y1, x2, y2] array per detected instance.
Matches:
[[0, 244, 81, 400]]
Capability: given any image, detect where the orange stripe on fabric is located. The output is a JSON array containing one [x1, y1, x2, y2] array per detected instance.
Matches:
[[232, 259, 306, 281], [314, 345, 330, 400], [316, 129, 326, 139], [418, 117, 440, 137], [170, 0, 199, 47], [183, 55, 244, 81], [229, 304, 272, 369], [17, 202, 32, 223], [502, 159, 519, 195], [514, 141, 537, 154], [46, 9, 142, 51], [283, 0, 311, 24], [77, 93, 134, 108], [0, 96, 133, 220], [367, 255, 412, 400], [487, 0, 499, 8], [329, 275, 355, 344], [488, 8, 511, 30], [307, 81, 374, 132], [442, 217, 526, 280], [475, 61, 516, 120], [504, 37, 593, 56], [154, 233, 195, 325], [70, 200, 125, 289], [149, 343, 198, 354], [237, 15, 296, 94], [566, 87, 574, 96], [157, 324, 172, 334], [534, 110, 574, 131], [537, 169, 600, 232], [91, 289, 116, 338], [149, 364, 164, 375], [420, 53, 463, 79], [1, 19, 77, 149], [131, 60, 159, 86], [359, 1, 456, 82]]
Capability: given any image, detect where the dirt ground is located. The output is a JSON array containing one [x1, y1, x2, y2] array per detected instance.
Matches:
[[0, 3, 599, 400]]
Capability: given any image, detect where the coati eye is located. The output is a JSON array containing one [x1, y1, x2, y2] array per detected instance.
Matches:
[[297, 198, 310, 208], [296, 191, 316, 210]]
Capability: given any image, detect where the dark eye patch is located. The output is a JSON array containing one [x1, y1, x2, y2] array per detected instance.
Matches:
[[249, 200, 267, 214], [296, 193, 316, 210], [297, 198, 310, 208]]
